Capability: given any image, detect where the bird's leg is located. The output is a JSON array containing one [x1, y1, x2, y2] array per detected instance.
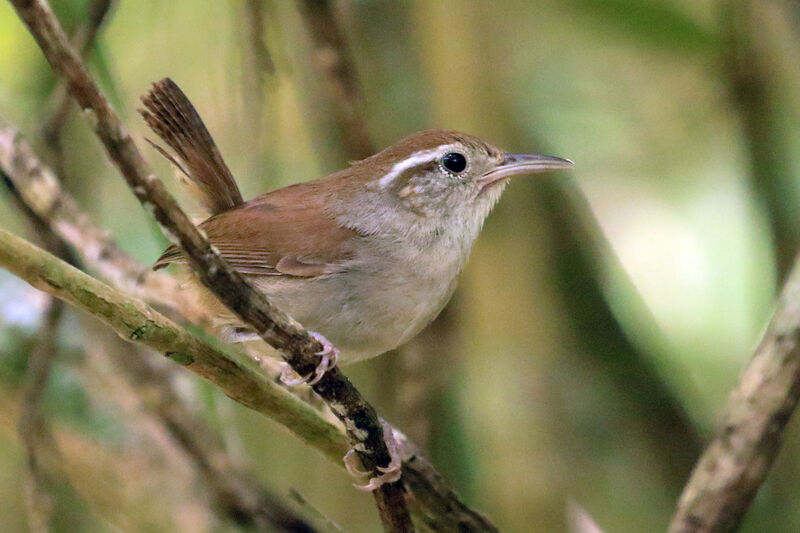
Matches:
[[280, 331, 339, 386], [347, 421, 403, 491]]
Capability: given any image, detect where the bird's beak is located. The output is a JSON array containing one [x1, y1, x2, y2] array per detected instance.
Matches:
[[479, 153, 573, 193]]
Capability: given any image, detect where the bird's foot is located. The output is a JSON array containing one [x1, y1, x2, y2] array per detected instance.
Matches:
[[280, 331, 339, 386], [344, 422, 403, 491]]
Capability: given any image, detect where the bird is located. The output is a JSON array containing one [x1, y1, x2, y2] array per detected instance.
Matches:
[[140, 78, 573, 386]]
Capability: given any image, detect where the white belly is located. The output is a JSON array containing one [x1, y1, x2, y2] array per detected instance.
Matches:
[[254, 237, 464, 364]]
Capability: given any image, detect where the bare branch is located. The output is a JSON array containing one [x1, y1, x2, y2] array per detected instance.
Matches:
[[0, 226, 348, 456], [7, 1, 411, 528], [0, 226, 498, 531], [297, 0, 374, 160], [669, 256, 800, 531], [5, 149, 320, 533]]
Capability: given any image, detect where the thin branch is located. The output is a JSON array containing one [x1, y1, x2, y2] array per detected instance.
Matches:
[[0, 227, 498, 532], [668, 254, 800, 531], [297, 0, 374, 160], [8, 1, 411, 529]]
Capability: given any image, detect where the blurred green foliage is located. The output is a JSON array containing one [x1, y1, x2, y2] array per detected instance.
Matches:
[[1, 0, 800, 532]]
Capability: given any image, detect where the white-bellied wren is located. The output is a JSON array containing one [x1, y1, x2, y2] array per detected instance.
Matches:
[[141, 78, 573, 386]]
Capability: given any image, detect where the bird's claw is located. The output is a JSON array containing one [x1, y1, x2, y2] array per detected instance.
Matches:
[[344, 449, 370, 477], [345, 422, 403, 491], [279, 331, 339, 386], [279, 364, 313, 386]]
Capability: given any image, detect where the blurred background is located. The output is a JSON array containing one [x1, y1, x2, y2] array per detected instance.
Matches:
[[1, 0, 799, 531]]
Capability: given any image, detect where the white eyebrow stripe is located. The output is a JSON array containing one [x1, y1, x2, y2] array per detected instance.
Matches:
[[377, 144, 458, 188]]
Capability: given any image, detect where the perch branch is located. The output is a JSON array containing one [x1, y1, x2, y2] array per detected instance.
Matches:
[[0, 227, 348, 460], [668, 254, 800, 531], [0, 227, 498, 532], [8, 147, 322, 532], [8, 1, 411, 529]]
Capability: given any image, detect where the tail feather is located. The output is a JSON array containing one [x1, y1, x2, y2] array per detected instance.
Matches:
[[140, 78, 243, 214]]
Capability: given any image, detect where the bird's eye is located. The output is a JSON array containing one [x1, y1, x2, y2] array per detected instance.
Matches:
[[441, 152, 467, 174]]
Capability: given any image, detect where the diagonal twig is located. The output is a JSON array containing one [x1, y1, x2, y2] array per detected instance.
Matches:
[[6, 174, 321, 533], [8, 0, 412, 529], [669, 252, 800, 531], [0, 226, 349, 460]]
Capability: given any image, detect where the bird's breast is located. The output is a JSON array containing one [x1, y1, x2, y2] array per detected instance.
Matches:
[[257, 234, 467, 364], [336, 235, 466, 362]]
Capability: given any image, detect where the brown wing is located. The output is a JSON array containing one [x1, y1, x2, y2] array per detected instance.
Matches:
[[153, 180, 359, 277], [140, 78, 244, 214]]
